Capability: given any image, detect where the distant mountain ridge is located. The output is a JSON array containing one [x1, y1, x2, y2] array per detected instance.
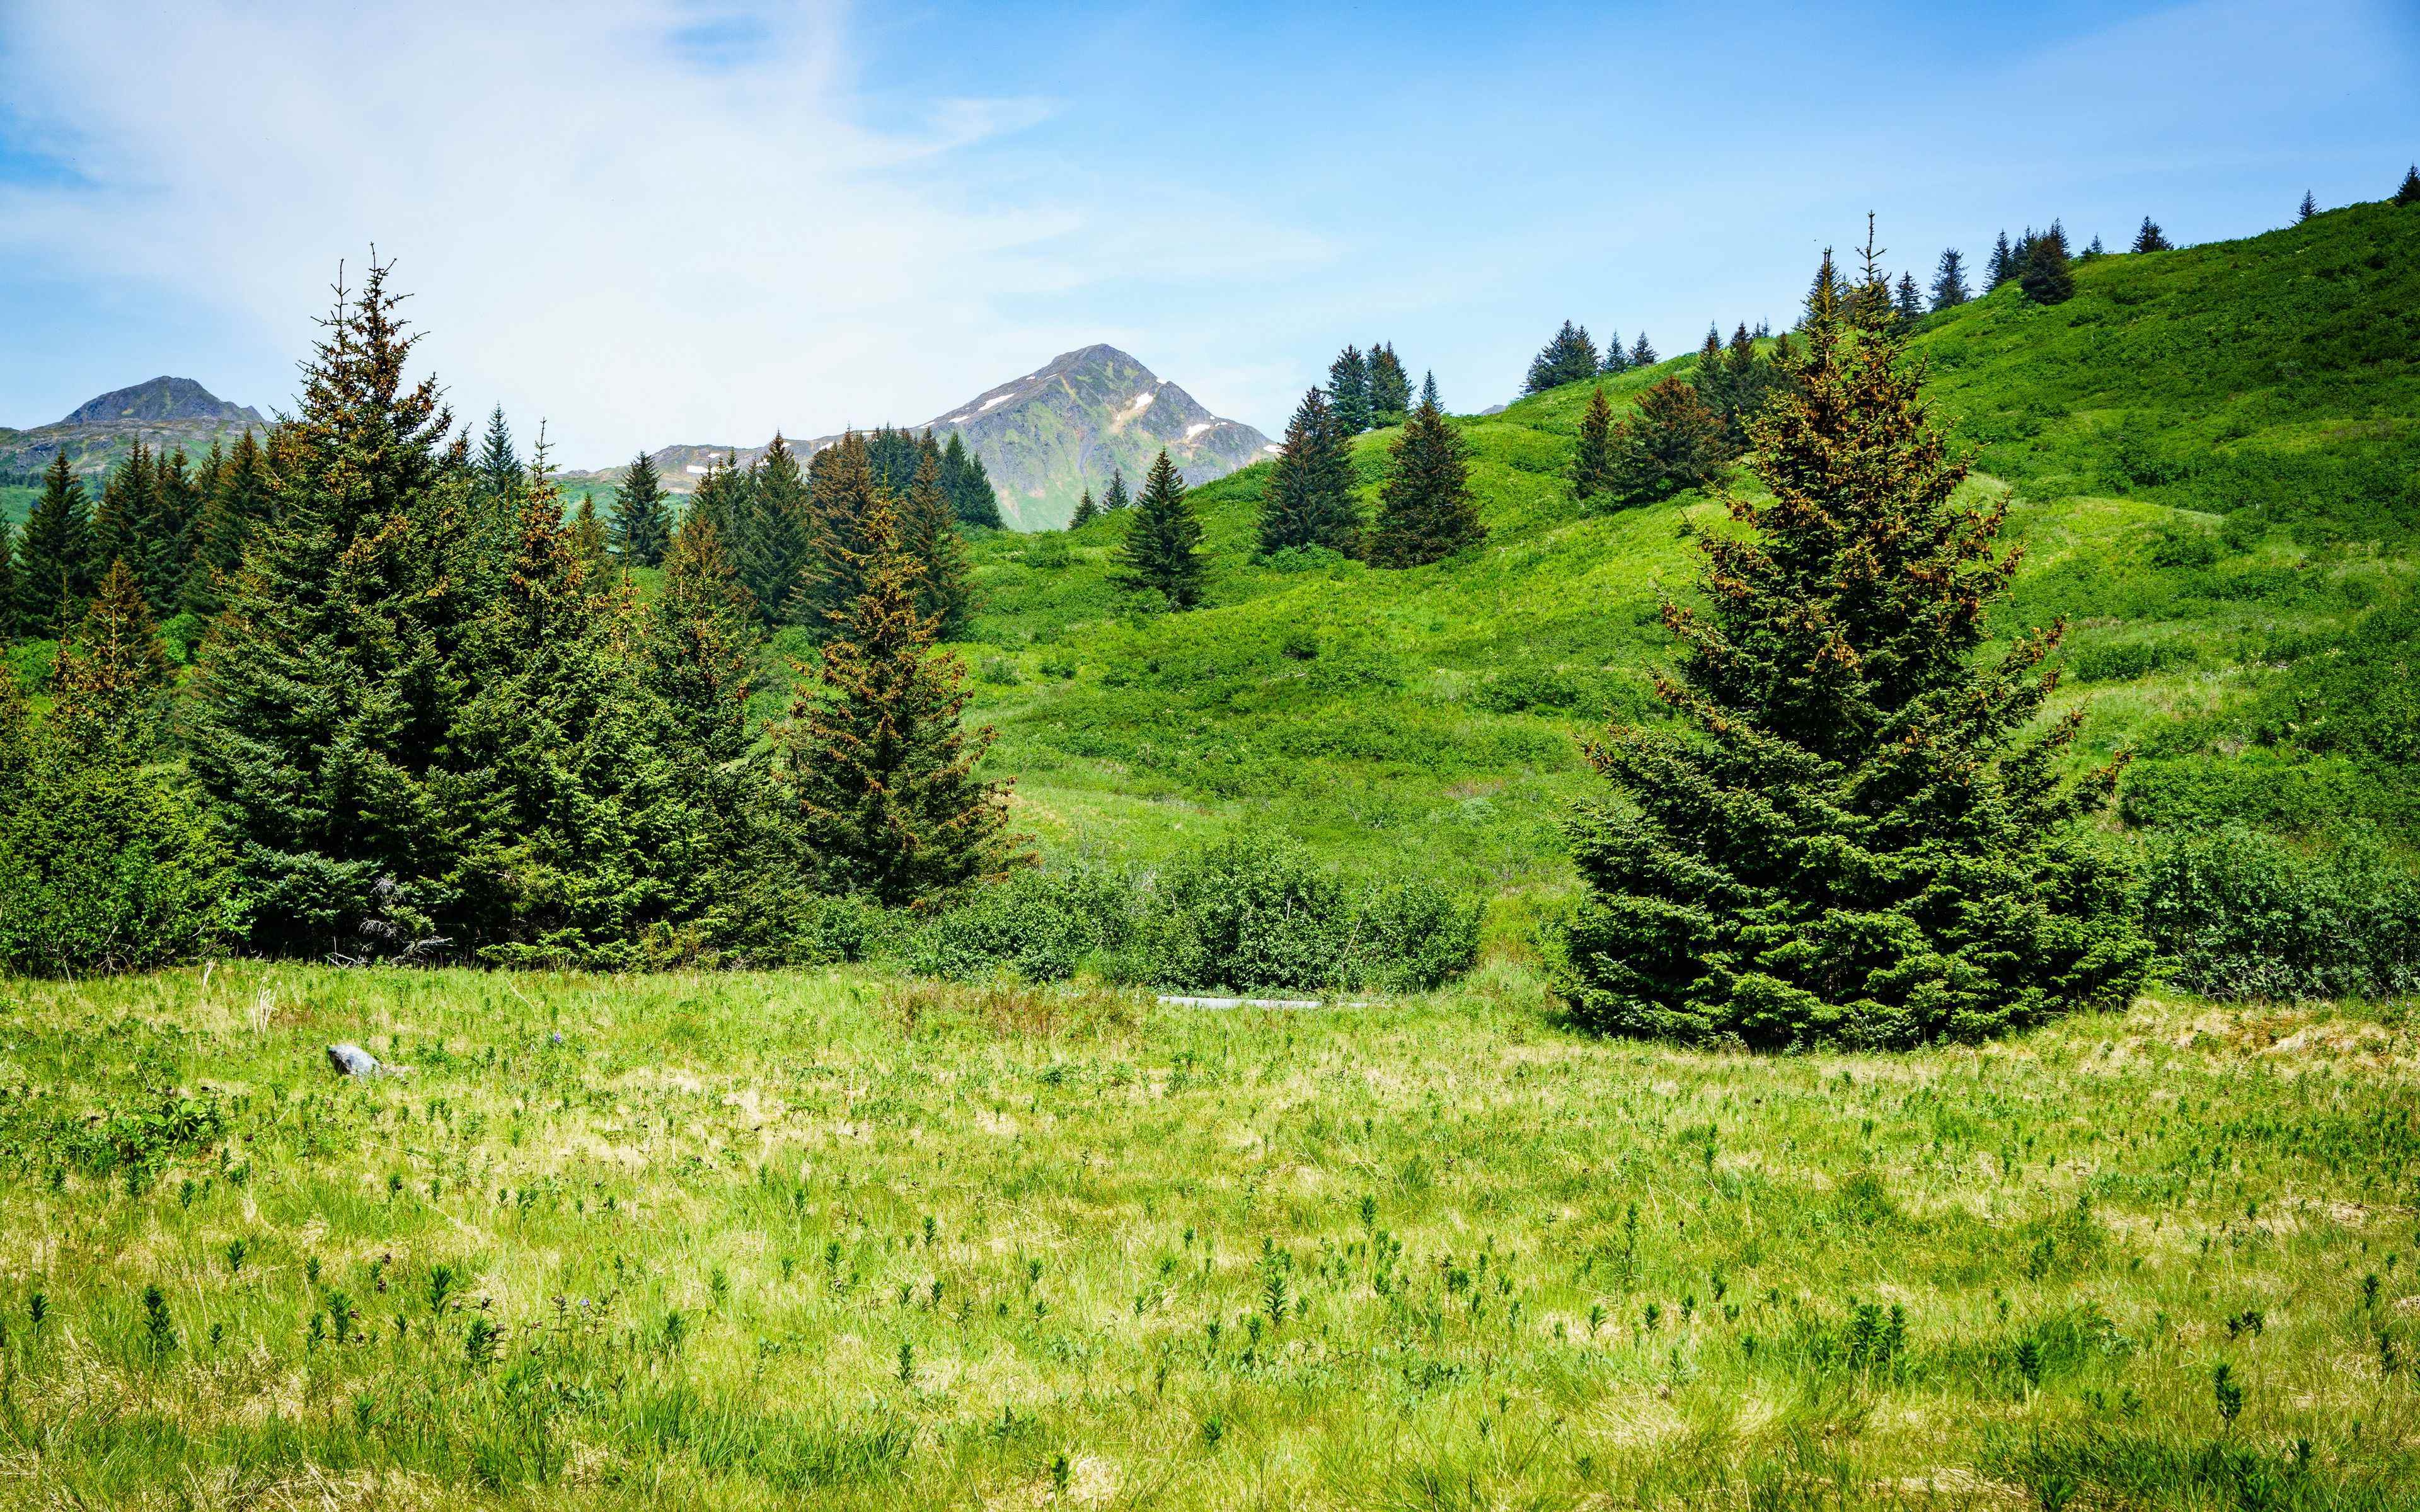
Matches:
[[568, 345, 1272, 531], [1, 376, 268, 477]]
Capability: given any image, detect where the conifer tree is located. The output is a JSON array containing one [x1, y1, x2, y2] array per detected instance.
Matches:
[[1369, 398, 1482, 567], [1690, 327, 1733, 433], [1328, 345, 1374, 433], [1102, 467, 1131, 512], [91, 444, 161, 607], [188, 258, 459, 956], [52, 557, 170, 754], [1366, 343, 1412, 425], [181, 430, 271, 619], [1986, 230, 2016, 285], [1603, 377, 1724, 506], [613, 449, 671, 566], [740, 435, 814, 621], [775, 494, 1022, 906], [900, 445, 973, 638], [2298, 190, 2318, 222], [1893, 272, 1925, 328], [476, 406, 521, 505], [2020, 222, 2075, 306], [571, 492, 611, 575], [1569, 385, 1617, 505], [1600, 335, 1630, 375], [1559, 230, 2148, 1047], [1070, 488, 1098, 527], [2081, 234, 2106, 260], [1420, 370, 1441, 411], [1114, 450, 1208, 609], [0, 519, 18, 641], [688, 452, 746, 556], [2397, 166, 2420, 206], [14, 452, 93, 634], [937, 433, 1004, 529], [1260, 387, 1360, 556], [1930, 248, 1971, 310], [1628, 332, 1658, 368], [645, 507, 764, 895], [1525, 321, 1600, 393], [2131, 217, 2171, 252], [795, 432, 884, 634]]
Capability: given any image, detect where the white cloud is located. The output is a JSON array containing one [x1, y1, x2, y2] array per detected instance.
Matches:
[[0, 0, 1321, 461]]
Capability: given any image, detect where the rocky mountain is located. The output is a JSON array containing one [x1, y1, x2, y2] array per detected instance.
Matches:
[[569, 345, 1272, 532], [0, 377, 269, 477]]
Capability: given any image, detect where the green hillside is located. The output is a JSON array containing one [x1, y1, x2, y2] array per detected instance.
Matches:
[[953, 202, 2420, 923]]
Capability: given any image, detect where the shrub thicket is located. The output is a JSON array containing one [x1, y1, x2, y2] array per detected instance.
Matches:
[[2143, 825, 2418, 1000]]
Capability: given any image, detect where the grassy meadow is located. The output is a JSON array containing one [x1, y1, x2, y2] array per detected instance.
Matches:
[[3, 965, 2417, 1508]]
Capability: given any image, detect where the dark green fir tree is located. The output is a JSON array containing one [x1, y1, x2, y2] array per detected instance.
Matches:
[[181, 429, 273, 619], [1557, 229, 2150, 1048], [2298, 190, 2317, 222], [1260, 387, 1359, 556], [1930, 248, 1970, 310], [1893, 272, 1925, 327], [1420, 370, 1441, 411], [740, 435, 814, 622], [1366, 343, 1412, 425], [1113, 450, 1207, 609], [1102, 467, 1130, 512], [2131, 217, 2171, 253], [1069, 488, 1098, 527], [1628, 331, 1658, 368], [938, 433, 1004, 529], [2020, 222, 2075, 305], [1328, 345, 1374, 433], [612, 448, 671, 566], [475, 406, 522, 506], [1604, 378, 1724, 506], [797, 432, 886, 634], [1525, 321, 1600, 393], [1569, 386, 1617, 505], [2397, 166, 2420, 206], [14, 452, 93, 634], [1368, 398, 1482, 567], [1986, 229, 2017, 285], [901, 444, 973, 639]]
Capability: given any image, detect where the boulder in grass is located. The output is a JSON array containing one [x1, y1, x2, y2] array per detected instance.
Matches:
[[326, 1043, 380, 1078]]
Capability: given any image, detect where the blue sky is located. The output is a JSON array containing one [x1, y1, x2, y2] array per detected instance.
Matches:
[[0, 0, 2411, 465]]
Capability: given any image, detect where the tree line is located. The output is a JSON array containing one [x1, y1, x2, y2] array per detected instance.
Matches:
[[0, 262, 1022, 975]]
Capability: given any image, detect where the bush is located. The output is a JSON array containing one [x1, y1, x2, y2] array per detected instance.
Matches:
[[2141, 824, 2420, 999], [913, 865, 1132, 983], [1347, 879, 1481, 992], [0, 758, 231, 976], [1134, 833, 1356, 994]]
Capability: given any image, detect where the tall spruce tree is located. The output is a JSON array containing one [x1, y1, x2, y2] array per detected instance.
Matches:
[[1369, 398, 1482, 567], [1604, 377, 1724, 506], [901, 443, 973, 639], [1113, 450, 1208, 609], [475, 407, 522, 505], [90, 444, 161, 608], [15, 452, 93, 634], [2396, 166, 2420, 206], [1328, 345, 1374, 433], [1558, 230, 2148, 1048], [646, 506, 765, 895], [1628, 332, 1658, 369], [1525, 321, 1601, 393], [2020, 222, 2075, 306], [740, 435, 814, 622], [1070, 488, 1098, 527], [1366, 343, 1412, 425], [1986, 230, 2016, 285], [1569, 386, 1617, 505], [688, 452, 747, 559], [1893, 272, 1925, 328], [1102, 467, 1130, 512], [937, 433, 1004, 529], [182, 430, 272, 619], [775, 493, 1022, 906], [52, 557, 170, 755], [2298, 190, 2318, 222], [795, 432, 884, 634], [187, 259, 461, 956], [1930, 248, 1970, 310], [1260, 387, 1360, 557], [613, 449, 671, 566], [1420, 370, 1441, 411], [2131, 217, 2171, 252]]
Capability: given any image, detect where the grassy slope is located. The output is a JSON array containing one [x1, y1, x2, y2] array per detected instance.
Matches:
[[956, 203, 2420, 915], [7, 966, 2417, 1508]]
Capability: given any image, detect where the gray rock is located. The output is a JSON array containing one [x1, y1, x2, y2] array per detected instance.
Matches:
[[326, 1042, 380, 1078]]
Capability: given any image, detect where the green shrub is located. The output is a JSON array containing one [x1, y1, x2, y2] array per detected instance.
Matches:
[[913, 865, 1132, 983], [1347, 878, 1481, 992], [1134, 833, 1356, 994], [2141, 825, 2419, 1000], [0, 759, 231, 976]]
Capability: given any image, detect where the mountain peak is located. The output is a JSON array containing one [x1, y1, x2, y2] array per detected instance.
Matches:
[[56, 375, 263, 429]]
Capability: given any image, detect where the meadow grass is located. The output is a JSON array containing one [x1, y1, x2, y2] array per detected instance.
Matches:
[[3, 964, 2416, 1508]]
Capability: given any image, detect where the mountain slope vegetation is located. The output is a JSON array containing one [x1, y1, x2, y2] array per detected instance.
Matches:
[[954, 202, 2420, 931]]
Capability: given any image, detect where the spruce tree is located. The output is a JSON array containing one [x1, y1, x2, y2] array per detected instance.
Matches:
[[1569, 385, 1617, 505], [52, 557, 170, 755], [1986, 230, 2016, 285], [1559, 231, 2148, 1048], [1420, 370, 1441, 411], [900, 444, 973, 639], [1930, 248, 1970, 310], [2131, 217, 2171, 253], [476, 406, 522, 505], [1102, 467, 1131, 512], [2397, 166, 2420, 207], [938, 433, 1004, 529], [91, 444, 161, 607], [1369, 398, 1482, 567], [1600, 335, 1630, 375], [2082, 234, 2106, 260], [1366, 343, 1412, 425], [1070, 488, 1098, 527], [1603, 378, 1724, 506], [1260, 387, 1360, 556], [740, 435, 814, 622], [613, 449, 671, 566], [647, 506, 764, 890], [775, 493, 1022, 906], [1893, 272, 1925, 328], [2298, 190, 2318, 222], [1690, 328, 1734, 437], [2020, 222, 2075, 306], [795, 432, 884, 633], [15, 452, 93, 634], [1524, 321, 1600, 393], [571, 493, 611, 575], [1328, 345, 1374, 433], [187, 258, 459, 956], [688, 452, 747, 558], [1113, 450, 1208, 609], [182, 430, 272, 619], [1628, 332, 1658, 369], [0, 518, 15, 641]]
